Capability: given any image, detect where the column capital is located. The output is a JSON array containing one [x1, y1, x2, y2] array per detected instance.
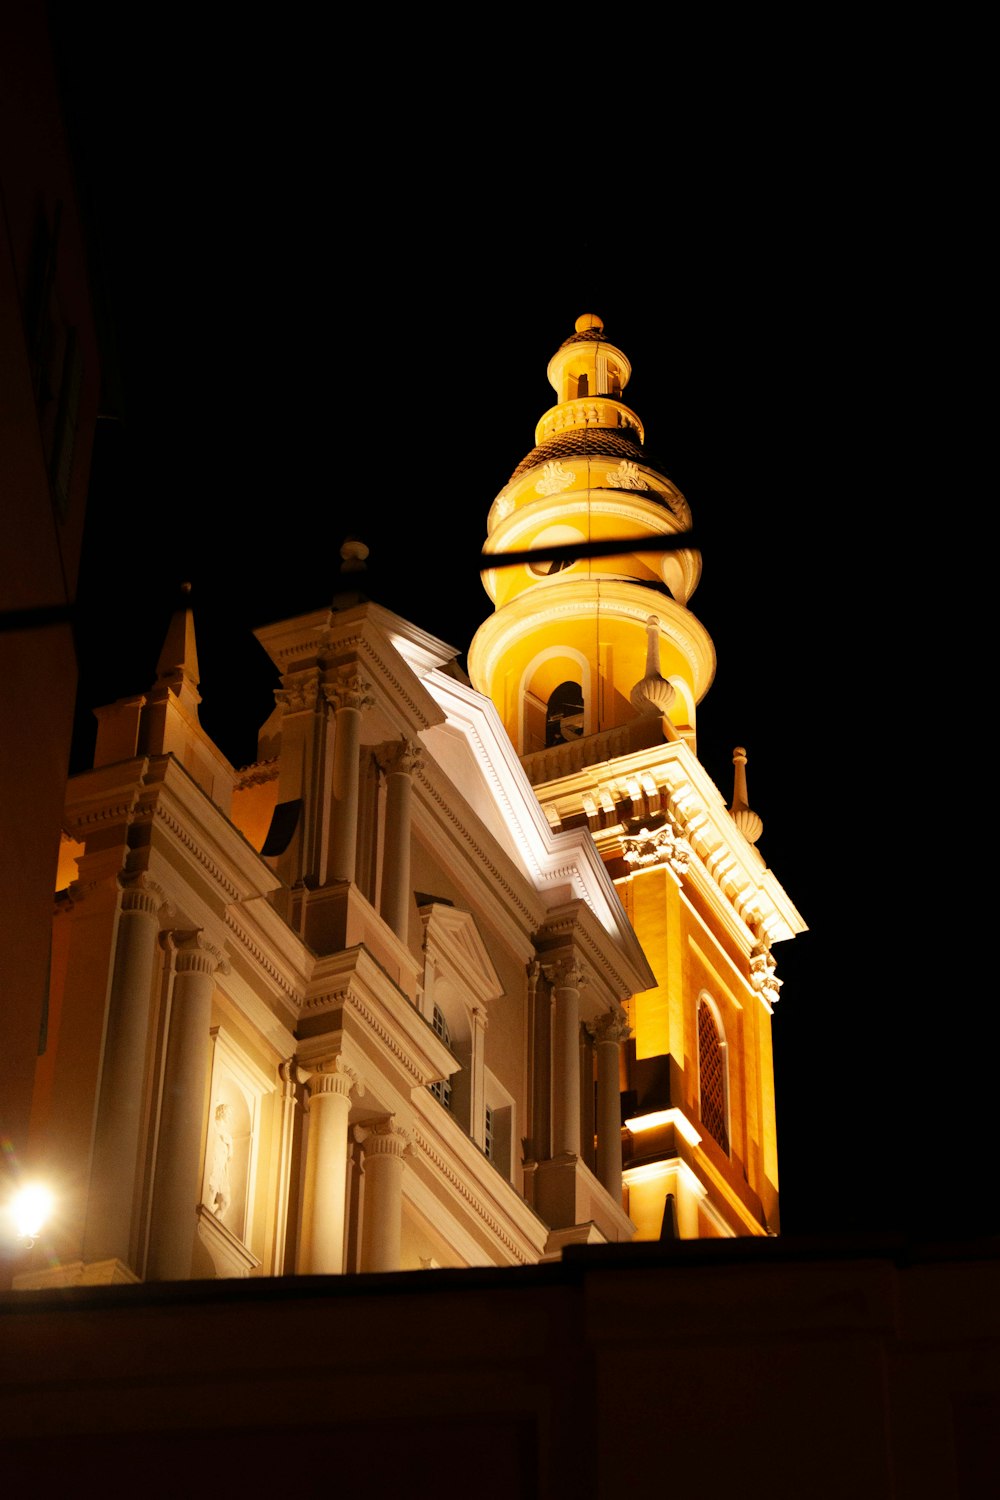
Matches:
[[375, 736, 424, 778], [542, 957, 587, 993], [589, 1009, 632, 1046], [363, 1119, 410, 1161], [305, 1055, 361, 1102], [275, 667, 322, 714], [324, 664, 374, 714], [118, 871, 168, 919], [161, 929, 229, 977]]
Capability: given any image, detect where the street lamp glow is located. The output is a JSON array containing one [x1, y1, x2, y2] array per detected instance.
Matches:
[[10, 1183, 54, 1243]]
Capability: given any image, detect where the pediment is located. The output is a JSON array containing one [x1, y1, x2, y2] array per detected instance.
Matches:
[[418, 900, 504, 1009]]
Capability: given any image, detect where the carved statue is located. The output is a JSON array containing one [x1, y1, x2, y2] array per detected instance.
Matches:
[[207, 1102, 234, 1218]]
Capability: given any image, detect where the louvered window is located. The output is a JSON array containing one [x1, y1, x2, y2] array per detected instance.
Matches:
[[428, 1005, 453, 1111], [698, 1000, 729, 1154]]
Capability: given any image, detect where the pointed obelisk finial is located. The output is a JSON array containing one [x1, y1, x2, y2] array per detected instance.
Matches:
[[154, 581, 201, 716], [630, 615, 676, 718], [729, 746, 762, 844]]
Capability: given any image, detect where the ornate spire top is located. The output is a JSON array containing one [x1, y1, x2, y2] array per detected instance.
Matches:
[[630, 615, 676, 718], [729, 746, 763, 845], [155, 582, 201, 715]]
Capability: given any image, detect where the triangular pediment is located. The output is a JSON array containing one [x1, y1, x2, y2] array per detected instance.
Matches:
[[418, 900, 504, 1009]]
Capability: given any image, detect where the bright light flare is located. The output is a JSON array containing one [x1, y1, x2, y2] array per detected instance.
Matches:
[[9, 1183, 54, 1242]]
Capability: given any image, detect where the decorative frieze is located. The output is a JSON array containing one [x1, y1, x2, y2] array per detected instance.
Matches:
[[606, 459, 646, 491]]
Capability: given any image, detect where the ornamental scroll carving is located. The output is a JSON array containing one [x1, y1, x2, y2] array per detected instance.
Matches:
[[622, 815, 691, 875], [606, 460, 646, 491], [535, 461, 576, 496], [749, 934, 782, 1008]]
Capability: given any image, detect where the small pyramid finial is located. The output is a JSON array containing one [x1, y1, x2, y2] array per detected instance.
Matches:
[[729, 746, 763, 844], [630, 615, 676, 718], [154, 582, 201, 715]]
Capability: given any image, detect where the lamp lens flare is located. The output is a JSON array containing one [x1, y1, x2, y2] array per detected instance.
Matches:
[[10, 1183, 53, 1241]]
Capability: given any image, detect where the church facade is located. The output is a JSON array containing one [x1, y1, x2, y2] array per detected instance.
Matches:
[[14, 315, 804, 1287]]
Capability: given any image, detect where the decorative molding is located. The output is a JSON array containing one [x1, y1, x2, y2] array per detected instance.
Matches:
[[411, 1126, 531, 1265], [222, 910, 304, 1009], [152, 801, 242, 901], [623, 818, 691, 876], [235, 759, 279, 789], [749, 933, 782, 1012], [605, 459, 645, 491]]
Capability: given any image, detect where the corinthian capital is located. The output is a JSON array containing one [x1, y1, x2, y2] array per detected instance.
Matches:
[[275, 668, 322, 714], [324, 664, 374, 714], [590, 1009, 632, 1046], [542, 957, 587, 993], [376, 736, 424, 777], [306, 1054, 360, 1101]]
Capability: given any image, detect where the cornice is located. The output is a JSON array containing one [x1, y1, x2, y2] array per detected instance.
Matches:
[[532, 737, 805, 951]]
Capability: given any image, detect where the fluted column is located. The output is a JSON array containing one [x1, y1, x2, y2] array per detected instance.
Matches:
[[592, 1010, 631, 1199], [376, 737, 423, 939], [359, 1119, 409, 1272], [147, 932, 227, 1281], [299, 1058, 358, 1275], [325, 666, 374, 883], [84, 873, 166, 1267], [544, 959, 586, 1158]]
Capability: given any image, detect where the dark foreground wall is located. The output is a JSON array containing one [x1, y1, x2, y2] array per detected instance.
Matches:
[[1, 1238, 997, 1499]]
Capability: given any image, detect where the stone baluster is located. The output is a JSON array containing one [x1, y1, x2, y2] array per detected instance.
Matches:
[[376, 737, 423, 939], [84, 872, 166, 1269], [359, 1120, 409, 1273], [544, 959, 586, 1158], [147, 932, 227, 1281], [299, 1058, 358, 1275]]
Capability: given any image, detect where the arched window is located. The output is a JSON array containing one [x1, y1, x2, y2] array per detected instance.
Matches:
[[697, 999, 729, 1155], [428, 1005, 453, 1111], [546, 680, 585, 746]]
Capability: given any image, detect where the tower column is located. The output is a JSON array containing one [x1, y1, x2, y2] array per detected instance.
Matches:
[[84, 872, 165, 1268], [147, 933, 227, 1281], [325, 666, 373, 884], [592, 1010, 631, 1200], [376, 737, 423, 939], [545, 959, 586, 1158], [299, 1059, 357, 1275], [359, 1120, 409, 1272]]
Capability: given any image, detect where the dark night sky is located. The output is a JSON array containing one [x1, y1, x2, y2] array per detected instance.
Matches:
[[47, 10, 993, 1243]]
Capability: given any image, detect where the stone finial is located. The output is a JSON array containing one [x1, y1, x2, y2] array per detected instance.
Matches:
[[729, 746, 763, 845], [630, 615, 676, 717], [340, 537, 369, 574], [154, 582, 201, 714]]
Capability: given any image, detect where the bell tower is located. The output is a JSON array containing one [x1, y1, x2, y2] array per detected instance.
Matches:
[[470, 315, 806, 1239]]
